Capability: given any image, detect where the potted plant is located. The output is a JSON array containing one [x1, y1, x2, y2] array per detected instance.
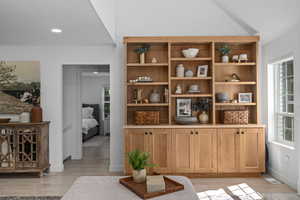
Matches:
[[192, 98, 211, 124], [128, 149, 155, 183], [218, 44, 231, 63], [134, 44, 150, 64]]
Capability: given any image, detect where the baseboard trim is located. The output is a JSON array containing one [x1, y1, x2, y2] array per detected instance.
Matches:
[[109, 163, 123, 172], [50, 163, 64, 172], [268, 167, 297, 190]]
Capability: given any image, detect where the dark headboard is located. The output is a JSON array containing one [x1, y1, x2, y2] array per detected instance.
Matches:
[[82, 104, 100, 122]]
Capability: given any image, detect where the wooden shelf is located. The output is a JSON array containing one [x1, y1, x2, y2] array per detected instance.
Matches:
[[215, 103, 257, 106], [214, 62, 256, 66], [171, 94, 212, 98], [171, 57, 212, 61], [127, 82, 169, 86], [127, 103, 169, 107], [171, 77, 212, 80], [127, 63, 168, 67], [215, 81, 256, 85]]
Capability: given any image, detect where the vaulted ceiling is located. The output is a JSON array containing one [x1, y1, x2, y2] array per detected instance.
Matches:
[[0, 0, 299, 45]]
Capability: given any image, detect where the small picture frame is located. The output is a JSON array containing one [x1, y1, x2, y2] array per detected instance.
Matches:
[[176, 98, 192, 117], [238, 93, 252, 103], [197, 65, 208, 77]]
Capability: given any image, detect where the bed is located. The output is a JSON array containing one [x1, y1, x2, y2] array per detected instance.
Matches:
[[82, 104, 100, 142]]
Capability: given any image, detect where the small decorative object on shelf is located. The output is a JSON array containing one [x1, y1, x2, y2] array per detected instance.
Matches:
[[135, 111, 160, 125], [128, 149, 155, 183], [176, 98, 192, 117], [231, 99, 238, 103], [192, 98, 211, 123], [175, 85, 182, 94], [218, 44, 231, 63], [134, 44, 150, 64], [197, 65, 208, 77], [149, 90, 161, 103], [175, 116, 198, 125], [147, 176, 166, 193], [182, 48, 199, 58], [238, 93, 252, 103], [184, 69, 193, 77], [151, 57, 158, 63], [20, 112, 30, 123], [164, 88, 169, 103], [142, 98, 149, 104], [31, 104, 43, 123], [216, 92, 229, 103], [232, 55, 239, 62], [133, 88, 143, 104], [239, 54, 248, 62], [187, 84, 200, 93], [226, 73, 240, 82], [176, 64, 185, 77]]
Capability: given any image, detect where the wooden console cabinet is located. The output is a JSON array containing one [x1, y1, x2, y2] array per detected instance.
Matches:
[[124, 36, 265, 176], [0, 122, 50, 176]]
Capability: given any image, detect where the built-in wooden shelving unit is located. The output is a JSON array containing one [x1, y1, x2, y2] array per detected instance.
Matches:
[[124, 36, 260, 125]]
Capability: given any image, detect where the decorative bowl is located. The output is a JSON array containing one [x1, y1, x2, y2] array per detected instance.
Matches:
[[0, 118, 11, 123], [175, 117, 198, 125], [216, 92, 229, 102], [182, 48, 199, 58]]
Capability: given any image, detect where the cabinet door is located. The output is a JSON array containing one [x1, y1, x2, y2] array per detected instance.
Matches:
[[193, 129, 217, 173], [124, 129, 150, 173], [149, 129, 172, 173], [218, 128, 240, 173], [172, 129, 194, 173], [240, 128, 265, 172]]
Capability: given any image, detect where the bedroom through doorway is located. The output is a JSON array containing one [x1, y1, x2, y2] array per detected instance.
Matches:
[[62, 65, 110, 173]]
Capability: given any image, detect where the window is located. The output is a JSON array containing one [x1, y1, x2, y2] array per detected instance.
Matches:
[[271, 58, 294, 145]]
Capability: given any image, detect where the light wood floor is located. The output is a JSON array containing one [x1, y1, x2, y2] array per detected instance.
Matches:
[[0, 136, 298, 199]]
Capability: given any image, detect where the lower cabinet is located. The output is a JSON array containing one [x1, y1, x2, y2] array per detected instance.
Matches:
[[124, 127, 265, 175]]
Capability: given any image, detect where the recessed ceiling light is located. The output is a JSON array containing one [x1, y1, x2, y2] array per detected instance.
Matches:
[[93, 72, 99, 74], [51, 28, 62, 33]]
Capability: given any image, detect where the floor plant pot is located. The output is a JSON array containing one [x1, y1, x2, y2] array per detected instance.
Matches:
[[222, 55, 229, 63], [139, 53, 145, 64], [132, 169, 146, 183]]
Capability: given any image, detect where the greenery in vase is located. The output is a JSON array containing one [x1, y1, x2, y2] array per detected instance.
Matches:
[[134, 44, 150, 55], [218, 44, 231, 56], [192, 98, 211, 112], [128, 149, 155, 170]]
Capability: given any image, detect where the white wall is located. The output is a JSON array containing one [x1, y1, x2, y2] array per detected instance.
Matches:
[[0, 45, 115, 171], [262, 22, 300, 190]]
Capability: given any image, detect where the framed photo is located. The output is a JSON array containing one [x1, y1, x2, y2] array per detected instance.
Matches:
[[197, 65, 208, 77], [176, 98, 192, 117], [238, 93, 252, 103]]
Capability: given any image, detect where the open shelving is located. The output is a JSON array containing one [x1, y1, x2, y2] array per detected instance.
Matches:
[[124, 36, 259, 125]]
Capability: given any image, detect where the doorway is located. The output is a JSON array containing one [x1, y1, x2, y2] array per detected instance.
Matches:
[[62, 65, 110, 172]]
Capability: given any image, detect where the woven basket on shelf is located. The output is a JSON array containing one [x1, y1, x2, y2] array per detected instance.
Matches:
[[223, 110, 249, 124], [135, 111, 160, 125]]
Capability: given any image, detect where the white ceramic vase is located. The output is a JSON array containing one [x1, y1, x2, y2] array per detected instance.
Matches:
[[222, 55, 229, 63], [132, 169, 146, 183], [198, 111, 209, 124], [20, 112, 30, 123], [149, 90, 160, 103], [176, 64, 184, 77], [140, 53, 145, 64]]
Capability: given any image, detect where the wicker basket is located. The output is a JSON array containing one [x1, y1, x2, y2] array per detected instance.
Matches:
[[135, 111, 160, 125], [223, 110, 249, 124]]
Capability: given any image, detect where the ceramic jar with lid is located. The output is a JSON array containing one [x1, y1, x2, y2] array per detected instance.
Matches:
[[149, 90, 160, 103], [176, 64, 184, 77]]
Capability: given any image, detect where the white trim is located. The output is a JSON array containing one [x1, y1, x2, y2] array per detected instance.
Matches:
[[50, 163, 64, 172], [109, 163, 123, 172], [269, 141, 295, 150], [268, 167, 297, 190]]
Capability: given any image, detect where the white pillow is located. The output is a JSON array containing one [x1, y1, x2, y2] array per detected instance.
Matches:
[[82, 107, 94, 119]]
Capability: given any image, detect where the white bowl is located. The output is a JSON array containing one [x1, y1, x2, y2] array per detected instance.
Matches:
[[182, 48, 199, 58]]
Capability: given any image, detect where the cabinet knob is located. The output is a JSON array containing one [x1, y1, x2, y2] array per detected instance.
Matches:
[[145, 132, 148, 135], [149, 132, 152, 135], [236, 131, 240, 135], [241, 131, 244, 134], [190, 131, 193, 135], [195, 131, 199, 135]]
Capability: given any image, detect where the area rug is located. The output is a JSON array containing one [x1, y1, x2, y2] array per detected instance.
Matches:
[[0, 197, 61, 200]]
